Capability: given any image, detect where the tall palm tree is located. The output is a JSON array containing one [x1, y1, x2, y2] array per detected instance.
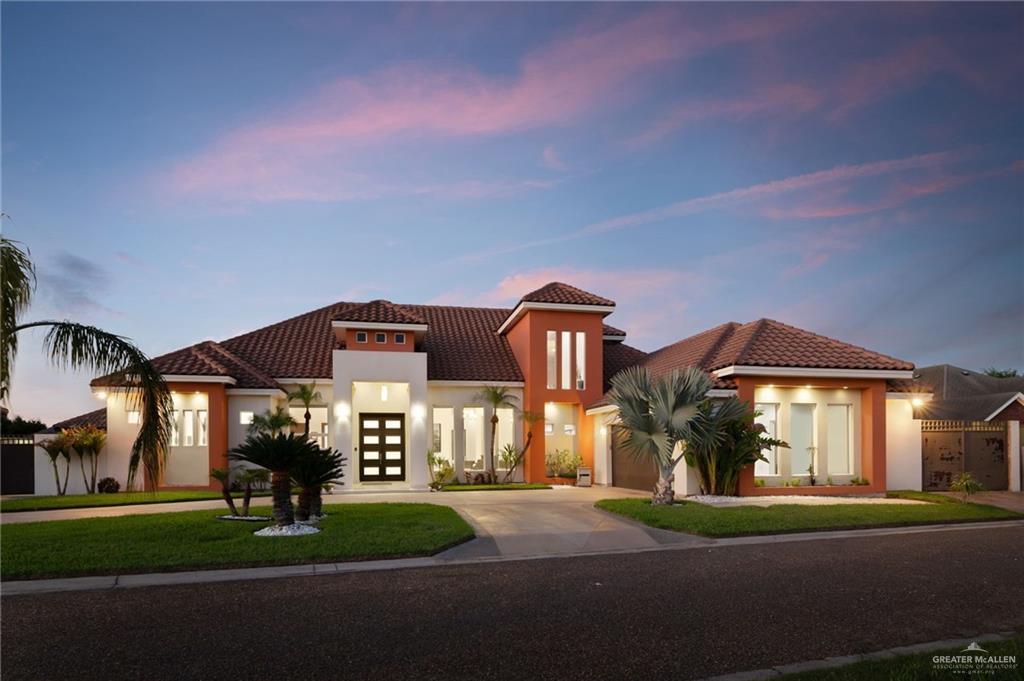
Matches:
[[607, 365, 711, 505], [290, 448, 345, 521], [229, 433, 312, 527], [473, 386, 519, 482], [287, 383, 321, 437], [1, 236, 172, 490], [248, 406, 296, 436], [35, 433, 72, 495]]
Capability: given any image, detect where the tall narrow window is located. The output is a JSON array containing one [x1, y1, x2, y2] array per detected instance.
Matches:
[[495, 408, 514, 468], [182, 410, 194, 446], [546, 331, 557, 389], [754, 403, 778, 475], [239, 411, 254, 425], [790, 404, 816, 476], [463, 407, 485, 471], [170, 410, 180, 447], [575, 331, 586, 390], [827, 404, 851, 475], [560, 331, 571, 389], [127, 410, 140, 425], [197, 410, 208, 446]]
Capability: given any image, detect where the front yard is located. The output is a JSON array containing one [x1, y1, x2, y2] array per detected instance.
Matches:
[[0, 491, 270, 513], [1, 502, 473, 580], [596, 492, 1021, 538]]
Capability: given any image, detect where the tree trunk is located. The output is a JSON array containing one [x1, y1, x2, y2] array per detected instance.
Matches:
[[503, 430, 533, 483], [79, 454, 91, 493], [304, 408, 311, 438], [652, 467, 675, 505], [221, 488, 239, 516], [296, 487, 312, 522], [311, 488, 323, 518], [270, 471, 294, 526], [488, 413, 498, 481], [61, 457, 70, 495], [50, 460, 62, 497], [90, 453, 99, 494], [241, 483, 253, 517]]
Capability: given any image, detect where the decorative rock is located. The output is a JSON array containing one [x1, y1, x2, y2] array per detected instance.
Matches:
[[253, 524, 321, 537]]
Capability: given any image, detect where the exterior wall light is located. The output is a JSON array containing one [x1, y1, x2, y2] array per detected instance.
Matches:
[[411, 403, 426, 420], [380, 385, 389, 402], [335, 402, 351, 422], [95, 391, 107, 400], [911, 398, 924, 407]]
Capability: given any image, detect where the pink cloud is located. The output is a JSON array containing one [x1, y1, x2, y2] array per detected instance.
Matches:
[[541, 145, 567, 171]]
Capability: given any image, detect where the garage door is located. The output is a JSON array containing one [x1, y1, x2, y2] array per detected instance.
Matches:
[[610, 435, 657, 492], [922, 421, 1007, 491]]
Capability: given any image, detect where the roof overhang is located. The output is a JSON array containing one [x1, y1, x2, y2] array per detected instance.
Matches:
[[602, 334, 625, 342], [585, 388, 739, 416], [274, 378, 332, 385], [713, 366, 914, 380], [226, 388, 287, 397], [497, 301, 615, 335], [429, 380, 525, 388], [887, 392, 934, 401], [984, 392, 1024, 421], [163, 375, 237, 384]]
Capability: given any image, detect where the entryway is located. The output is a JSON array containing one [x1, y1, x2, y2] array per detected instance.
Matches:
[[358, 413, 405, 482]]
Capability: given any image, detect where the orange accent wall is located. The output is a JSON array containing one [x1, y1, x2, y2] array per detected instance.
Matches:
[[344, 329, 414, 352], [506, 309, 606, 482], [735, 375, 887, 495], [155, 382, 228, 492]]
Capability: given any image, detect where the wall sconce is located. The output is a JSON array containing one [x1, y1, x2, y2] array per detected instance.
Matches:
[[380, 385, 389, 402], [411, 403, 426, 421], [335, 402, 351, 422], [911, 397, 923, 408], [94, 391, 107, 400]]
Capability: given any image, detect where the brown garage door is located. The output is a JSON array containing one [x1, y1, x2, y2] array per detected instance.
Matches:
[[611, 435, 658, 492], [922, 421, 1007, 491]]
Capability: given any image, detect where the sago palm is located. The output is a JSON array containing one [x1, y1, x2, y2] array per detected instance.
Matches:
[[229, 433, 312, 526], [473, 386, 519, 481], [210, 467, 240, 516], [608, 365, 711, 505], [236, 467, 270, 517], [35, 433, 72, 495], [1, 236, 172, 490], [290, 448, 345, 521], [248, 406, 296, 436], [286, 383, 322, 437]]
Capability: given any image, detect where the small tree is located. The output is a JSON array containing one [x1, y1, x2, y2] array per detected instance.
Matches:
[[67, 425, 106, 494], [501, 410, 543, 482], [236, 468, 270, 517], [35, 433, 72, 495], [983, 367, 1020, 378], [291, 448, 345, 521], [949, 472, 984, 503], [287, 383, 322, 437], [230, 433, 312, 527], [473, 386, 519, 483], [248, 406, 296, 437], [427, 450, 454, 490], [210, 468, 240, 516]]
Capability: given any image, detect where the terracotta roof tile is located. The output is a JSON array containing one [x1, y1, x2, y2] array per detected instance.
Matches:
[[520, 282, 615, 307], [92, 340, 281, 390], [602, 323, 627, 337], [45, 408, 107, 433], [402, 305, 524, 382], [602, 341, 648, 392], [333, 300, 426, 325]]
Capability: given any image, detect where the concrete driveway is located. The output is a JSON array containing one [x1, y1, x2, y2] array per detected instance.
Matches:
[[942, 491, 1024, 513]]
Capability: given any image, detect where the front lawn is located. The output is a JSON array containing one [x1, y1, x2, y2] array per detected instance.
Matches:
[[441, 483, 552, 492], [1, 491, 271, 513], [778, 635, 1023, 680], [595, 496, 1021, 538], [1, 503, 474, 580]]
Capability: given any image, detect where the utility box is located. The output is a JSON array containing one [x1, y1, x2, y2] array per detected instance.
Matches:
[[576, 466, 592, 487]]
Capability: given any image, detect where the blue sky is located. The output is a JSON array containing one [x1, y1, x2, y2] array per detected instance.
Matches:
[[3, 2, 1022, 424]]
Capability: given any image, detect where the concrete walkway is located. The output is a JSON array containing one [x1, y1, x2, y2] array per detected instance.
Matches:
[[939, 490, 1024, 513]]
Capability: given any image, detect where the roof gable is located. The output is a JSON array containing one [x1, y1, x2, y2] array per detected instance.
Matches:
[[520, 282, 615, 307], [333, 300, 426, 325]]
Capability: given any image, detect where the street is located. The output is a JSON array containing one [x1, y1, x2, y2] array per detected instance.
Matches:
[[2, 525, 1022, 680]]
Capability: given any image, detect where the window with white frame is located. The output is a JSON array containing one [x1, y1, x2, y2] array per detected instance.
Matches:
[[560, 331, 571, 389], [127, 410, 140, 424], [395, 332, 406, 345], [546, 331, 557, 389], [495, 408, 514, 468], [575, 331, 586, 390], [239, 411, 254, 426], [197, 410, 208, 446], [827, 404, 852, 475], [182, 410, 194, 446], [463, 407, 485, 470], [375, 332, 387, 344], [170, 410, 181, 447], [356, 331, 368, 343], [754, 403, 778, 476]]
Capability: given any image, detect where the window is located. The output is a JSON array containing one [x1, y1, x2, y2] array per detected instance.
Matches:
[[320, 422, 329, 449], [127, 410, 140, 424], [790, 404, 816, 476], [375, 332, 387, 344], [395, 333, 406, 345], [182, 410, 194, 446], [197, 410, 208, 446], [463, 407, 485, 470], [575, 331, 586, 390], [239, 411, 254, 426], [560, 331, 571, 389], [827, 405, 852, 475], [355, 331, 368, 344], [496, 408, 514, 468], [546, 331, 557, 389], [754, 403, 778, 475], [170, 410, 180, 447], [432, 407, 454, 464]]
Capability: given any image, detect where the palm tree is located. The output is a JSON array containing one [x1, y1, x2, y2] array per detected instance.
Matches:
[[236, 467, 270, 517], [36, 433, 72, 495], [210, 468, 240, 516], [287, 383, 322, 438], [68, 425, 107, 494], [501, 410, 543, 482], [248, 406, 296, 436], [229, 433, 312, 527], [607, 365, 711, 505], [290, 448, 345, 521], [473, 386, 519, 482], [1, 236, 172, 490]]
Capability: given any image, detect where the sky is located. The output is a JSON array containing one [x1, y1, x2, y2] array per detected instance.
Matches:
[[2, 2, 1023, 425]]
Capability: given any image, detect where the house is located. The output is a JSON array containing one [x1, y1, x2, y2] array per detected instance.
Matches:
[[31, 282, 1022, 496]]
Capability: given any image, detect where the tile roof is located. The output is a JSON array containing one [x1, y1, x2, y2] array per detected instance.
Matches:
[[333, 300, 426, 325], [911, 364, 1024, 421], [602, 323, 627, 337], [93, 340, 281, 390], [42, 408, 107, 433], [520, 282, 615, 307]]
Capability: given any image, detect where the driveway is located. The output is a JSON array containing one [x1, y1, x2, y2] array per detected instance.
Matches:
[[944, 491, 1024, 513]]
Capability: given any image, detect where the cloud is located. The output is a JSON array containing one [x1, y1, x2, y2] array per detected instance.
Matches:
[[541, 145, 567, 171], [39, 252, 118, 317]]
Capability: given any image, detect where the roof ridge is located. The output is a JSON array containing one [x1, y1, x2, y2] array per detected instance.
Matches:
[[698, 321, 739, 367], [734, 319, 769, 365]]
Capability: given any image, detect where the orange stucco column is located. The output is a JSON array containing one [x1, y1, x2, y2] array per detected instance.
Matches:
[[155, 382, 228, 491]]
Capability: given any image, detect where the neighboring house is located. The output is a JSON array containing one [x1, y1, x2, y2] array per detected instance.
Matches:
[[912, 365, 1024, 492], [32, 281, 1017, 497]]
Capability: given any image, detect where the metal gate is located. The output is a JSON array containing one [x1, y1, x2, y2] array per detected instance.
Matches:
[[610, 432, 657, 492], [922, 421, 1007, 491], [1, 438, 35, 495]]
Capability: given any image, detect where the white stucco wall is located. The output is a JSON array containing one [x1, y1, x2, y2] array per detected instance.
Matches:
[[226, 393, 278, 474], [885, 398, 922, 491]]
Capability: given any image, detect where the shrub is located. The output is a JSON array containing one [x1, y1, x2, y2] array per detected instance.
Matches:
[[427, 450, 454, 490], [849, 476, 871, 486], [949, 472, 984, 503], [789, 478, 802, 487], [754, 478, 766, 488], [97, 477, 120, 494], [545, 449, 582, 478]]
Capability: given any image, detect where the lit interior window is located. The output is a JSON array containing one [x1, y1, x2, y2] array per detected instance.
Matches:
[[546, 331, 557, 389], [182, 410, 194, 446], [127, 410, 140, 424], [170, 410, 180, 447], [197, 410, 208, 446], [239, 411, 254, 426], [560, 331, 571, 389], [575, 331, 586, 390]]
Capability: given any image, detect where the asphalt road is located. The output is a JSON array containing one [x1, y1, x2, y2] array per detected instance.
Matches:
[[3, 526, 1022, 681]]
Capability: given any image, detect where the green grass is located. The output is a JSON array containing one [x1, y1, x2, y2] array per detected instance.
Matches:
[[0, 491, 272, 513], [441, 483, 552, 492], [1, 503, 474, 580], [778, 636, 1023, 680], [595, 496, 1021, 538], [886, 489, 963, 504]]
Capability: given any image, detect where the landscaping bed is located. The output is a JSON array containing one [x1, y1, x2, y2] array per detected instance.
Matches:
[[441, 483, 552, 492], [1, 502, 473, 580], [0, 491, 271, 513], [595, 495, 1021, 538]]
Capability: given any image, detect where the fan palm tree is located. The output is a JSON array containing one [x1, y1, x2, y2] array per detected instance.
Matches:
[[607, 365, 712, 505], [248, 406, 296, 436], [35, 433, 72, 495], [501, 410, 543, 482], [473, 386, 519, 482], [229, 433, 312, 527], [1, 236, 172, 490], [286, 383, 322, 437], [290, 448, 345, 521]]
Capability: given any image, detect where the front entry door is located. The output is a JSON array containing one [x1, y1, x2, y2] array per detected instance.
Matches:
[[358, 413, 406, 482]]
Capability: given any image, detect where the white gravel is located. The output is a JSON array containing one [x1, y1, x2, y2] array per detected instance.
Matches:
[[254, 523, 321, 537], [217, 515, 273, 522], [688, 494, 926, 507]]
